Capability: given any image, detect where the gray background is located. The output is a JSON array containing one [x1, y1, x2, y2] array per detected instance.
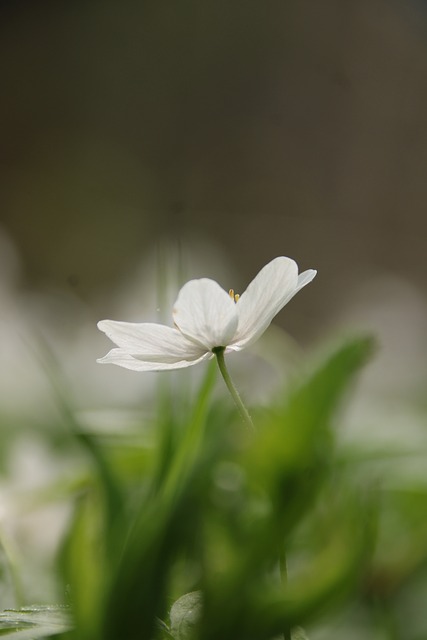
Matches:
[[1, 0, 426, 340]]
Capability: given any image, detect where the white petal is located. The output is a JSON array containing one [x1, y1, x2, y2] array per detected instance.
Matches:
[[232, 257, 316, 350], [295, 268, 317, 292], [97, 320, 205, 363], [172, 278, 238, 350], [97, 348, 212, 371]]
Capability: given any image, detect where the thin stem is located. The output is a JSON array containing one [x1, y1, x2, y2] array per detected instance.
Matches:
[[279, 545, 292, 640], [0, 529, 24, 607], [214, 348, 255, 431]]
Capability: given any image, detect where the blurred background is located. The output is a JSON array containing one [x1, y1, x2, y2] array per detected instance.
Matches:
[[1, 0, 426, 300], [0, 0, 427, 622], [1, 0, 426, 418]]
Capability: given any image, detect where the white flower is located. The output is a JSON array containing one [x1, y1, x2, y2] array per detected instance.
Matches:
[[97, 257, 316, 372]]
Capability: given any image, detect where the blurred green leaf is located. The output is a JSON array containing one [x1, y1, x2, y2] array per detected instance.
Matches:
[[249, 488, 376, 638], [246, 336, 375, 533], [60, 491, 104, 640]]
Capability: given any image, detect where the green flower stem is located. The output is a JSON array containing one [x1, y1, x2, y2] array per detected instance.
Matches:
[[0, 529, 24, 607], [279, 545, 292, 640], [213, 347, 255, 431]]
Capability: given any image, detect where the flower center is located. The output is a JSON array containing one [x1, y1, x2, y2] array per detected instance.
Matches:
[[228, 288, 240, 303]]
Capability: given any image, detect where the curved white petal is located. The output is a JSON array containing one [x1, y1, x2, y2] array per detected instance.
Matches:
[[172, 278, 238, 350], [295, 268, 317, 292], [97, 320, 205, 363], [232, 257, 315, 350], [97, 348, 212, 371]]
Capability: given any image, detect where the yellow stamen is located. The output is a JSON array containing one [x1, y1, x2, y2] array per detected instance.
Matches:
[[228, 289, 240, 303]]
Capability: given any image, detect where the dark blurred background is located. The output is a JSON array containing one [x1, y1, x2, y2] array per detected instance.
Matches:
[[1, 0, 426, 340]]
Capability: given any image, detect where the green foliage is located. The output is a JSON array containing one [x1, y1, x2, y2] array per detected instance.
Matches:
[[9, 334, 427, 639], [195, 337, 376, 640], [60, 489, 105, 640], [58, 337, 376, 640], [245, 336, 375, 534]]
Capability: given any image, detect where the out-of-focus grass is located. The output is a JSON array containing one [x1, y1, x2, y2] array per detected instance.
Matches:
[[1, 314, 427, 639], [55, 336, 379, 640]]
